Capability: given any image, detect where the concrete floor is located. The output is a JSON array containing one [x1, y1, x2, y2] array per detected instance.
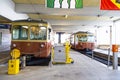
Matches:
[[0, 50, 120, 80]]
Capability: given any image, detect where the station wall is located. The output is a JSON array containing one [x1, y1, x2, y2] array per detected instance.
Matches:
[[96, 23, 120, 46], [0, 29, 11, 52]]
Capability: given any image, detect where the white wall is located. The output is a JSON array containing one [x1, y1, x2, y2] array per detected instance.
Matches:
[[54, 33, 71, 44], [96, 22, 120, 45], [112, 21, 120, 44], [96, 27, 110, 45], [0, 29, 11, 52]]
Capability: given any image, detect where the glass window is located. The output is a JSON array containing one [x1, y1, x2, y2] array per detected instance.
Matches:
[[78, 35, 87, 42], [78, 35, 94, 42], [30, 26, 47, 40], [87, 35, 94, 42], [12, 25, 28, 40]]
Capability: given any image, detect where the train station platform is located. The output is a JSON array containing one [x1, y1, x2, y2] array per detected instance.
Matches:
[[0, 50, 120, 80]]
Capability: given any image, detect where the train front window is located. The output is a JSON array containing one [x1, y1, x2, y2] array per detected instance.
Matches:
[[78, 35, 87, 42], [87, 35, 94, 42], [30, 26, 47, 40], [12, 26, 28, 40], [78, 35, 94, 42]]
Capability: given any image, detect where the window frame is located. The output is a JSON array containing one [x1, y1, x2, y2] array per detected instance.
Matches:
[[12, 25, 29, 40], [30, 25, 47, 40]]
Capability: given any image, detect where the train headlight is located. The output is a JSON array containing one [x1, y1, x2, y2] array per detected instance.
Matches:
[[40, 44, 45, 48], [13, 44, 16, 47]]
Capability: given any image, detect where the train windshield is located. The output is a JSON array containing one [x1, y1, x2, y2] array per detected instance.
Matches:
[[30, 26, 47, 40], [78, 35, 87, 42], [12, 25, 47, 40], [87, 35, 94, 42], [78, 35, 94, 42], [12, 25, 28, 40]]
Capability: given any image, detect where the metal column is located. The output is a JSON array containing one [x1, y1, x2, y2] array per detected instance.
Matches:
[[58, 33, 61, 43], [112, 44, 118, 70], [21, 56, 26, 69], [57, 32, 64, 44], [112, 21, 118, 70], [113, 52, 118, 70], [108, 26, 112, 67]]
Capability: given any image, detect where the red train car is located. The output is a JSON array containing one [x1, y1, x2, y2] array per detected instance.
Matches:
[[11, 19, 53, 59], [70, 31, 95, 51]]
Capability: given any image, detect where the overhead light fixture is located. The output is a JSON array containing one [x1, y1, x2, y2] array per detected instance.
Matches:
[[40, 27, 46, 30], [64, 15, 68, 18], [109, 16, 113, 19], [97, 14, 101, 17], [22, 26, 28, 29], [82, 24, 85, 26], [94, 25, 101, 28]]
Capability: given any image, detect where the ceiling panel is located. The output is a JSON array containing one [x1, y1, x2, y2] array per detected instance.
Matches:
[[13, 0, 100, 6], [0, 15, 11, 23], [12, 0, 120, 33], [28, 14, 112, 20]]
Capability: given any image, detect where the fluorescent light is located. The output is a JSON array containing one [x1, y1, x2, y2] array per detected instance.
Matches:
[[22, 26, 28, 29], [40, 27, 46, 29]]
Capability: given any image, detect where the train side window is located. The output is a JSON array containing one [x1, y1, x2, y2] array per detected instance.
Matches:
[[12, 25, 28, 40], [0, 32, 2, 45]]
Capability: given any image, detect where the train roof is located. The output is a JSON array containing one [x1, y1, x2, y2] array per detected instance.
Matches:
[[13, 19, 48, 24], [74, 31, 93, 34]]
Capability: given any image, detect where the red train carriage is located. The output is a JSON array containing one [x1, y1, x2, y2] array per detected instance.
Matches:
[[70, 31, 95, 51], [11, 19, 53, 59]]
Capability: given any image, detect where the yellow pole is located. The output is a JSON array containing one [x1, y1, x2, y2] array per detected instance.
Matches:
[[65, 41, 73, 64]]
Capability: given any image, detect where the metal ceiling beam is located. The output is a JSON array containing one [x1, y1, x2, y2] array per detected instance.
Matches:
[[15, 4, 102, 15]]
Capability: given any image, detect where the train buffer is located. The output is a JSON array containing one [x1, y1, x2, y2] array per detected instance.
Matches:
[[52, 41, 74, 64]]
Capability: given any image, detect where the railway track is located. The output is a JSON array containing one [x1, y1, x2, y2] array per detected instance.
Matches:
[[80, 50, 120, 66]]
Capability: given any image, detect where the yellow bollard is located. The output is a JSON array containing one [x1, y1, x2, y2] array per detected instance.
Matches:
[[52, 41, 74, 64], [8, 59, 20, 74], [10, 49, 20, 59], [8, 49, 20, 75], [51, 46, 55, 64], [65, 41, 74, 64]]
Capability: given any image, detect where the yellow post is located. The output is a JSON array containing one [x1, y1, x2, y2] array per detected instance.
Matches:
[[8, 49, 20, 75], [65, 41, 74, 64], [51, 46, 55, 64], [8, 59, 20, 74]]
